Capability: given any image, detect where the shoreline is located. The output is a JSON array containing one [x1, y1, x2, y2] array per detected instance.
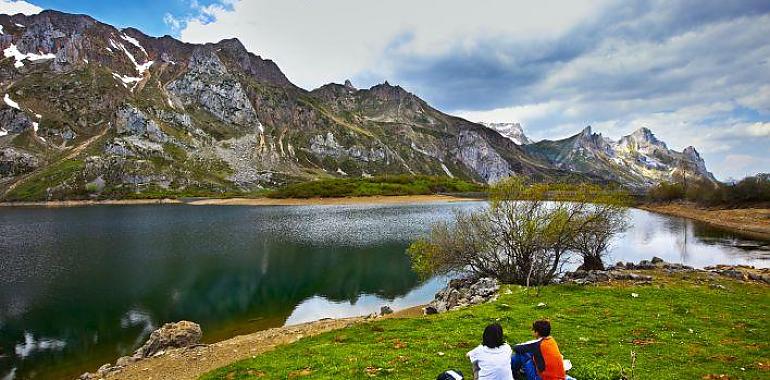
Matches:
[[0, 194, 481, 208], [98, 306, 425, 380], [4, 196, 768, 240], [640, 202, 770, 239]]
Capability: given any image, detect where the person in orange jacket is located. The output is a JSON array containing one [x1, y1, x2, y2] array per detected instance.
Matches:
[[510, 320, 567, 380]]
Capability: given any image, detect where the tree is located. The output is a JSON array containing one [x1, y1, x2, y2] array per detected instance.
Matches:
[[407, 177, 630, 285], [570, 201, 629, 271]]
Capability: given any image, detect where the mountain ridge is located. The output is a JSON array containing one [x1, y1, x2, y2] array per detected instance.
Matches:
[[0, 10, 713, 201], [521, 125, 715, 187]]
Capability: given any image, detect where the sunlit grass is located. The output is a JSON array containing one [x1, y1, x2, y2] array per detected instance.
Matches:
[[202, 272, 769, 379]]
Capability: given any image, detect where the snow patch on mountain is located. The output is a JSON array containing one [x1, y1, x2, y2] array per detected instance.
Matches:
[[3, 44, 56, 68], [120, 33, 148, 57], [4, 94, 20, 109]]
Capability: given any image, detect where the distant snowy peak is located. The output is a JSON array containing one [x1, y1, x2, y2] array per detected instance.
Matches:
[[526, 125, 716, 188], [481, 122, 533, 145]]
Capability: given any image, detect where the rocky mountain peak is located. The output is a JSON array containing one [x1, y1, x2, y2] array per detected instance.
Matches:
[[580, 125, 593, 136], [617, 127, 667, 152], [365, 81, 414, 102], [481, 122, 532, 145], [628, 127, 664, 145], [208, 37, 294, 88], [683, 146, 701, 159], [343, 79, 356, 90], [571, 125, 614, 157]]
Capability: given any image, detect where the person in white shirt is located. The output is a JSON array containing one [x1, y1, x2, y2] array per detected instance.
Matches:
[[466, 323, 515, 380]]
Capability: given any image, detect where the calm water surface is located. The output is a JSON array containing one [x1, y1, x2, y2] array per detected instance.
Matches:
[[0, 202, 768, 379]]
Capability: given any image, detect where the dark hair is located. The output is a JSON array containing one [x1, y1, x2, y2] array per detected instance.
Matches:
[[482, 323, 505, 348], [532, 320, 551, 337]]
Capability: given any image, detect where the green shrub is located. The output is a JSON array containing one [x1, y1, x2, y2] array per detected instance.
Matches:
[[267, 175, 484, 199], [648, 173, 770, 206]]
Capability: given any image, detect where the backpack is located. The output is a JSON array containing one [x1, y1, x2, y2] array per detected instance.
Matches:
[[436, 369, 464, 380]]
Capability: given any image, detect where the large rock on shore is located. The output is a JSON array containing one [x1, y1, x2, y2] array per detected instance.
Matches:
[[134, 320, 202, 358], [428, 277, 500, 314], [78, 321, 202, 379]]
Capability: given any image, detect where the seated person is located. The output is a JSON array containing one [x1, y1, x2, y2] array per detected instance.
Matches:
[[466, 323, 514, 380], [511, 320, 566, 380]]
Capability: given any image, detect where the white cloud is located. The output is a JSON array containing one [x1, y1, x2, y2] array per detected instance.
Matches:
[[713, 154, 770, 178], [736, 85, 770, 113], [163, 13, 181, 33], [176, 0, 609, 89], [742, 122, 770, 137], [454, 102, 562, 130], [0, 0, 42, 15]]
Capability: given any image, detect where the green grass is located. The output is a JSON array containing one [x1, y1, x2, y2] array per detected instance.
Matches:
[[202, 273, 769, 379], [267, 175, 485, 199], [4, 159, 85, 201]]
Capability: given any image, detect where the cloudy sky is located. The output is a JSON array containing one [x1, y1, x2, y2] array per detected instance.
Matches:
[[2, 0, 769, 180]]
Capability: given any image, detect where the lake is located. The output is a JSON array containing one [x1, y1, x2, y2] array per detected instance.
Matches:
[[0, 201, 768, 379]]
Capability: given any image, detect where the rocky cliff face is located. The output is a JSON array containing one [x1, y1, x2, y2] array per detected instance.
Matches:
[[0, 10, 714, 200]]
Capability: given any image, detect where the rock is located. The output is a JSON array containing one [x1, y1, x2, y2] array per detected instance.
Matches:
[[721, 269, 745, 280], [423, 306, 438, 315], [0, 107, 35, 134], [116, 106, 168, 143], [166, 46, 261, 128], [710, 284, 726, 290], [380, 305, 393, 316], [115, 355, 137, 367], [134, 321, 202, 358], [637, 260, 655, 269], [651, 256, 665, 264], [455, 130, 513, 183], [446, 289, 460, 309], [562, 263, 654, 285], [0, 148, 40, 178], [428, 277, 500, 313], [469, 277, 500, 297]]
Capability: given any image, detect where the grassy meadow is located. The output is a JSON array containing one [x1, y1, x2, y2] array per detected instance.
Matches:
[[202, 272, 769, 380]]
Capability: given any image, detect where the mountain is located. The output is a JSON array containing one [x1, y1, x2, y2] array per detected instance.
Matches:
[[480, 122, 532, 145], [525, 126, 716, 188], [0, 11, 713, 201]]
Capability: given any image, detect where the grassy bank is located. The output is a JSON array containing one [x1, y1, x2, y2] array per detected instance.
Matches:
[[2, 175, 483, 203], [267, 175, 485, 199], [202, 272, 769, 380]]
